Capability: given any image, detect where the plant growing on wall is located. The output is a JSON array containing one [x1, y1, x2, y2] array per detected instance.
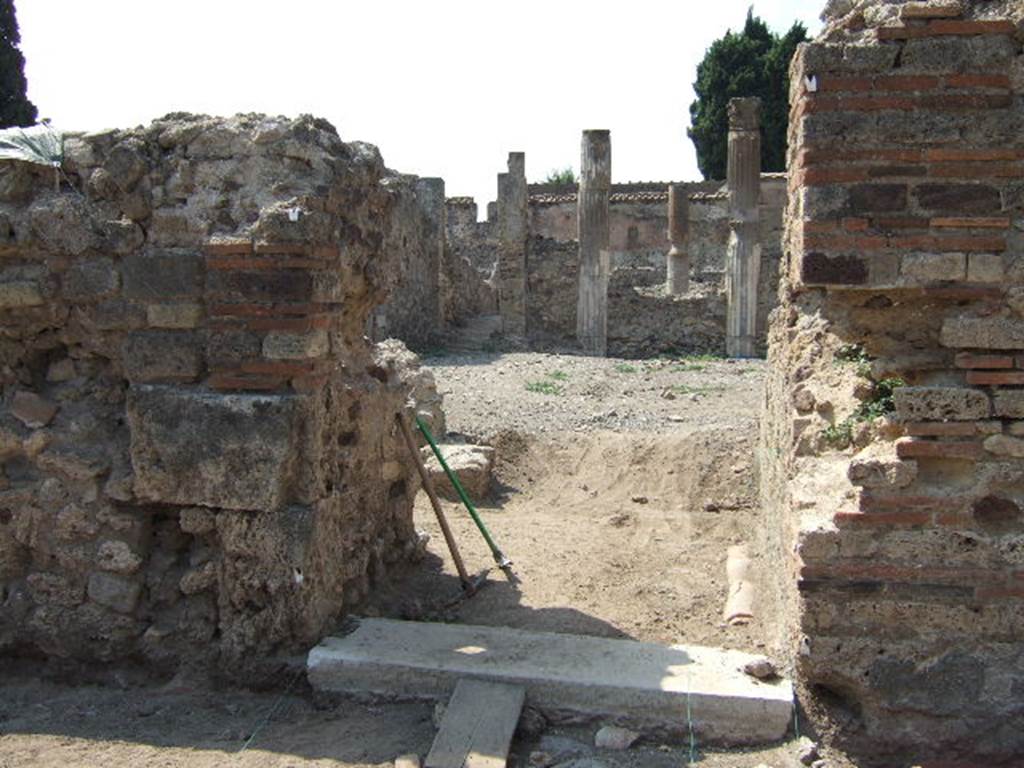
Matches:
[[688, 9, 806, 180], [543, 167, 576, 186], [0, 0, 37, 128]]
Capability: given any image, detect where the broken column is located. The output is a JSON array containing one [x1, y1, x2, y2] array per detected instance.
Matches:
[[497, 152, 527, 337], [724, 98, 762, 358], [577, 130, 611, 356], [666, 183, 690, 295]]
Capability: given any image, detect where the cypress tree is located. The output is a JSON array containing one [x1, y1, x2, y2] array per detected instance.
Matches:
[[688, 10, 806, 180], [0, 0, 36, 128]]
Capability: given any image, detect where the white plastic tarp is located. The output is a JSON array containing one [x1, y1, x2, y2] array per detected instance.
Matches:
[[0, 124, 63, 168]]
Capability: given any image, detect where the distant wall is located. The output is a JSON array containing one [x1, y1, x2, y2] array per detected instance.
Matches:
[[503, 176, 786, 355], [442, 198, 497, 326], [526, 235, 728, 357]]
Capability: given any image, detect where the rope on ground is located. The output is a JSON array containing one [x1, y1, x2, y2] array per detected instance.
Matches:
[[236, 668, 304, 756]]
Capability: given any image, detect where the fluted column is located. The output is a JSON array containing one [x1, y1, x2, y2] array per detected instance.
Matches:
[[577, 130, 611, 356], [666, 183, 690, 295], [725, 98, 762, 358], [497, 152, 527, 337]]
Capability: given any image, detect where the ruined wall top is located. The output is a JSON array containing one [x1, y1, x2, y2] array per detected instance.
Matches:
[[819, 0, 1024, 43]]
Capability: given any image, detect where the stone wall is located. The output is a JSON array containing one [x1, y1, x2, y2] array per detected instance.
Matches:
[[516, 179, 785, 356], [760, 3, 1024, 763], [526, 236, 727, 357], [528, 182, 720, 270], [0, 115, 423, 673], [370, 176, 444, 349], [441, 198, 497, 326]]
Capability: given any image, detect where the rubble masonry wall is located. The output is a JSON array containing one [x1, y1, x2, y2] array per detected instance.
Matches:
[[0, 114, 423, 672]]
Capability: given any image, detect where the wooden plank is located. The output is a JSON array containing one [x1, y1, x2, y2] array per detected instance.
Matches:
[[425, 678, 526, 768]]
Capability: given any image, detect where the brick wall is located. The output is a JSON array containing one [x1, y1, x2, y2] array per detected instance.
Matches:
[[761, 4, 1024, 763]]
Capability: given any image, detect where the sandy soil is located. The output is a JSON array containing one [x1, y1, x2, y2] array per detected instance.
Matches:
[[0, 351, 858, 768]]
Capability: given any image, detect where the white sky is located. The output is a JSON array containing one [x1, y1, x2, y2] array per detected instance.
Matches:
[[19, 1, 821, 211]]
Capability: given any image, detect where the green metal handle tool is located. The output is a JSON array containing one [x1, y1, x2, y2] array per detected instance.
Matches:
[[414, 414, 513, 572]]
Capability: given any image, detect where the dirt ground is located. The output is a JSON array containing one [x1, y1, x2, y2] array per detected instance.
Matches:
[[0, 351, 856, 768]]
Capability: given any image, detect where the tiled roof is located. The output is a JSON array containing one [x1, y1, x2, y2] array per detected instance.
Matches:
[[530, 190, 734, 205], [691, 191, 730, 202]]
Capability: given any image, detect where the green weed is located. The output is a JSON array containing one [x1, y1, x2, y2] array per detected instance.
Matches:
[[822, 377, 906, 447], [526, 380, 563, 396]]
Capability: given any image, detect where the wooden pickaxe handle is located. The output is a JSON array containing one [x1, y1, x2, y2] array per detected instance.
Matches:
[[395, 410, 473, 590]]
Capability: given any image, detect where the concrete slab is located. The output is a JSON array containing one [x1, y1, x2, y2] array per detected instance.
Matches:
[[308, 619, 793, 745]]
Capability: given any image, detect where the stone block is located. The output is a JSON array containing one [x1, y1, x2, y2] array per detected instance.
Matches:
[[263, 330, 329, 360], [179, 507, 217, 534], [0, 280, 43, 308], [11, 391, 58, 428], [101, 218, 145, 253], [206, 269, 313, 302], [983, 435, 1024, 459], [55, 504, 99, 541], [994, 391, 1024, 419], [900, 252, 966, 284], [799, 42, 899, 74], [29, 195, 99, 255], [36, 449, 110, 481], [848, 184, 907, 214], [940, 317, 1024, 350], [97, 540, 143, 574], [62, 257, 119, 303], [848, 454, 917, 489], [967, 254, 1005, 283], [893, 387, 990, 422], [421, 443, 494, 501], [206, 329, 261, 365], [127, 385, 308, 511], [103, 139, 148, 190], [147, 302, 202, 329], [122, 330, 202, 382], [900, 35, 1016, 74], [913, 184, 1002, 215], [122, 250, 202, 300], [179, 561, 217, 594], [87, 571, 142, 614], [46, 359, 76, 382], [88, 299, 147, 331], [148, 209, 200, 247], [26, 572, 85, 607], [801, 253, 868, 286]]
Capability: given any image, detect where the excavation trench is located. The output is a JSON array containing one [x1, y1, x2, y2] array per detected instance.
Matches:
[[364, 353, 773, 655]]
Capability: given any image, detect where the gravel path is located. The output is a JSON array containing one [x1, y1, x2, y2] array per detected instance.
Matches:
[[423, 350, 765, 440]]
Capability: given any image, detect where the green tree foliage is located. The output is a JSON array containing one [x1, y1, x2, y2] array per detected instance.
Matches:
[[688, 9, 806, 180], [0, 0, 36, 128], [543, 167, 576, 185]]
